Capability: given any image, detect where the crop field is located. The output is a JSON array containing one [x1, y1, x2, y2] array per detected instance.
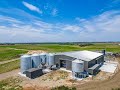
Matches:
[[0, 60, 20, 74], [0, 43, 120, 57], [0, 46, 27, 62]]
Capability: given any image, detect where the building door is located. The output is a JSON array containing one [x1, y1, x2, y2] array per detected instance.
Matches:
[[60, 60, 66, 68]]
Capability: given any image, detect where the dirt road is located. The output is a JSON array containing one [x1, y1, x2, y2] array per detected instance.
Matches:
[[0, 58, 20, 65], [0, 69, 19, 81]]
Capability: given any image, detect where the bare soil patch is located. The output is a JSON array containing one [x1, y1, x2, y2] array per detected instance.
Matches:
[[27, 50, 47, 54]]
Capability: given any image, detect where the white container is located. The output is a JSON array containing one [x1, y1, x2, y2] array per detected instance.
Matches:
[[20, 55, 32, 73], [72, 59, 84, 72], [31, 54, 41, 68], [48, 53, 54, 66]]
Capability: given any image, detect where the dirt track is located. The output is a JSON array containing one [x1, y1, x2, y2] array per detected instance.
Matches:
[[0, 69, 19, 81], [0, 58, 20, 65]]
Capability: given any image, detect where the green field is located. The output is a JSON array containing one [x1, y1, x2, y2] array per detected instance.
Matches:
[[0, 46, 27, 62], [0, 43, 120, 62], [0, 60, 20, 74], [0, 76, 22, 90]]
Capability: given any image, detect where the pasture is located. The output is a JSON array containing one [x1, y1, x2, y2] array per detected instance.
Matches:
[[0, 43, 120, 62], [0, 60, 20, 74]]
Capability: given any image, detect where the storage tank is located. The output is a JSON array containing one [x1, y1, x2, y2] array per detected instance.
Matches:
[[20, 55, 32, 74], [48, 53, 54, 66], [40, 53, 47, 65], [72, 59, 84, 72], [31, 54, 41, 68]]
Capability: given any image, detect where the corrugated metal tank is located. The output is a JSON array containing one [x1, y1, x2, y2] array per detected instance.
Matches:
[[48, 53, 54, 66], [31, 54, 41, 68], [20, 55, 32, 73], [40, 53, 47, 65], [72, 59, 84, 72]]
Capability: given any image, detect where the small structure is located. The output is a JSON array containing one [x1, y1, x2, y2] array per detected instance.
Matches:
[[26, 68, 43, 79]]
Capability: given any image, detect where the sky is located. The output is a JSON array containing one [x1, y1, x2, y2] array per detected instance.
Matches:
[[0, 0, 120, 43]]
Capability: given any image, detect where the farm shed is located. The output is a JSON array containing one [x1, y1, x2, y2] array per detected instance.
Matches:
[[54, 51, 104, 73]]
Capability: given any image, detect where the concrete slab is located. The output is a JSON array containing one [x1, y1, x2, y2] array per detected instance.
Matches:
[[99, 62, 118, 73]]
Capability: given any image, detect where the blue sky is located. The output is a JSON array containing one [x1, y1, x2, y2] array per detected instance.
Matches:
[[0, 0, 120, 42]]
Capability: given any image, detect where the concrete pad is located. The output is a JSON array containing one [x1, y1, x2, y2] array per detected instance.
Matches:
[[18, 72, 26, 77], [99, 62, 118, 73]]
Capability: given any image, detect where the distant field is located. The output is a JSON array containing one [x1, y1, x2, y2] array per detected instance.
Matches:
[[0, 46, 27, 61], [0, 43, 120, 62], [0, 60, 20, 74]]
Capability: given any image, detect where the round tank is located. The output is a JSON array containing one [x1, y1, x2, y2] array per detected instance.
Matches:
[[72, 59, 84, 72], [31, 54, 41, 68], [20, 55, 32, 73], [48, 53, 54, 66], [40, 53, 47, 65]]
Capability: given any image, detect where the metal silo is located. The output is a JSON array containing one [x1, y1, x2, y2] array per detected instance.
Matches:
[[72, 59, 84, 72], [31, 54, 41, 68], [20, 55, 32, 74], [72, 59, 85, 78], [48, 53, 54, 66], [40, 53, 47, 65]]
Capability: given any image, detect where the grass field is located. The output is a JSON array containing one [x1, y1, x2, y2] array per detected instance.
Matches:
[[0, 60, 20, 74], [0, 46, 27, 62], [0, 76, 22, 90], [0, 43, 120, 62]]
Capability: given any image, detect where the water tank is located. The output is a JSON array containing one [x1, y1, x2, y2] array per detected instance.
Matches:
[[40, 53, 47, 65], [20, 55, 32, 74], [72, 59, 84, 72], [31, 54, 41, 68], [48, 53, 54, 66]]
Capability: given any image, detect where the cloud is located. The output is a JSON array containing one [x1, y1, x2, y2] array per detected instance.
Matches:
[[73, 10, 120, 41], [22, 1, 42, 14], [62, 25, 82, 32], [51, 8, 58, 16], [0, 7, 120, 42]]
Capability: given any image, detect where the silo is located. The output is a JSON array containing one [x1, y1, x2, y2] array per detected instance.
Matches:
[[20, 55, 32, 74], [48, 53, 54, 66], [72, 59, 84, 78], [31, 54, 41, 68], [40, 53, 47, 65], [72, 59, 84, 72]]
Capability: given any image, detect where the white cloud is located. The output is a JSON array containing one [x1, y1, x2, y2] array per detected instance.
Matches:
[[0, 8, 120, 42], [51, 8, 58, 16], [62, 25, 82, 32], [22, 1, 42, 14]]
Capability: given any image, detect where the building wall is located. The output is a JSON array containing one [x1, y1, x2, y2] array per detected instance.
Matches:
[[54, 55, 75, 70], [97, 56, 104, 64], [54, 54, 104, 73], [83, 61, 88, 71], [84, 55, 104, 71], [66, 60, 72, 70]]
